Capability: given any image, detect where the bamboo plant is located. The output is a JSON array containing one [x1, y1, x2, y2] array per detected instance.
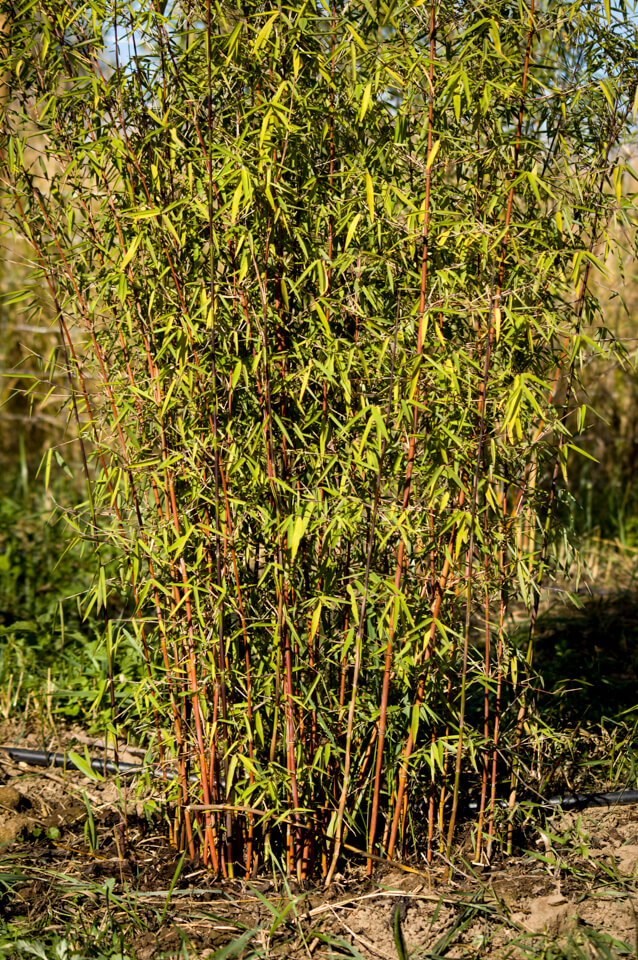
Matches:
[[1, 0, 636, 877]]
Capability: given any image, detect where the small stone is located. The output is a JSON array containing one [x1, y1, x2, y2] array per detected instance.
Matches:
[[616, 844, 638, 875], [0, 786, 22, 810], [524, 894, 578, 935], [0, 815, 29, 846]]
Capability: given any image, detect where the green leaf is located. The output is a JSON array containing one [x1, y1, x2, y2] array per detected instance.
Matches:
[[67, 751, 103, 782], [359, 83, 372, 122], [298, 361, 312, 402], [120, 232, 141, 270], [344, 213, 362, 250], [310, 602, 321, 641], [426, 139, 441, 170], [253, 12, 279, 54], [289, 514, 306, 562], [231, 182, 243, 224], [410, 703, 419, 743], [122, 207, 162, 220], [599, 78, 615, 111], [231, 359, 243, 389], [365, 170, 375, 222]]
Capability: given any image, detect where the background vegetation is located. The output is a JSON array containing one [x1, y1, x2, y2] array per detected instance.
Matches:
[[1, 0, 638, 888]]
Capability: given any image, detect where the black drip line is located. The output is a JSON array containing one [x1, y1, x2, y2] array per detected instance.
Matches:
[[2, 745, 638, 812]]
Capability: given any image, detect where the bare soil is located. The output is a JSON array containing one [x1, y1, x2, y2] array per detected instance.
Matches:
[[1, 724, 637, 959]]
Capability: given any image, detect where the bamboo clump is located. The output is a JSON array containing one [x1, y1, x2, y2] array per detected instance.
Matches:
[[1, 0, 636, 878]]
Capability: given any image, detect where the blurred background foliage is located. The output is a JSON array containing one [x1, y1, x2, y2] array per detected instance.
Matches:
[[569, 181, 638, 552], [0, 239, 136, 723]]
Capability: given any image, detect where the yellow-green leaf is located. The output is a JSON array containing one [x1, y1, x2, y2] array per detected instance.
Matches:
[[123, 207, 162, 220], [227, 22, 242, 58], [289, 513, 307, 562], [253, 12, 279, 54], [44, 448, 53, 490], [365, 170, 375, 222], [347, 24, 368, 50], [426, 139, 441, 171], [298, 361, 312, 402], [599, 79, 615, 111], [231, 181, 243, 224], [161, 213, 180, 247], [410, 704, 419, 742], [68, 750, 103, 781], [120, 232, 141, 270], [345, 213, 362, 250], [310, 603, 322, 641], [359, 83, 372, 122], [313, 299, 330, 335], [231, 360, 242, 390]]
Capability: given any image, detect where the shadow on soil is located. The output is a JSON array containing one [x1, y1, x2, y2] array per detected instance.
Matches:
[[533, 589, 638, 724]]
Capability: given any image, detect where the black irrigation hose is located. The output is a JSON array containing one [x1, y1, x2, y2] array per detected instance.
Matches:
[[3, 745, 638, 812], [546, 790, 638, 809], [0, 746, 174, 781], [466, 790, 638, 812]]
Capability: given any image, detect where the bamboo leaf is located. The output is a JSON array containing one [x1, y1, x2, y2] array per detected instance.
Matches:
[[426, 139, 441, 170], [298, 361, 312, 403], [44, 448, 53, 490], [344, 213, 362, 250], [599, 79, 615, 112], [231, 182, 243, 224], [289, 514, 306, 562], [359, 82, 372, 122], [310, 603, 321, 641], [365, 170, 375, 222], [231, 360, 243, 390], [120, 233, 141, 271], [67, 751, 103, 782], [253, 12, 279, 54]]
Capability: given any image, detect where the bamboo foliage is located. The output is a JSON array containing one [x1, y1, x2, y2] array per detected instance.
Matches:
[[1, 0, 636, 877]]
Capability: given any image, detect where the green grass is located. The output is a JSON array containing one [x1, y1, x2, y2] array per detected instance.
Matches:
[[0, 463, 143, 729]]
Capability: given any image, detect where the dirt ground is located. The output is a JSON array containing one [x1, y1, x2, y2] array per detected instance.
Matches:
[[1, 725, 637, 959]]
